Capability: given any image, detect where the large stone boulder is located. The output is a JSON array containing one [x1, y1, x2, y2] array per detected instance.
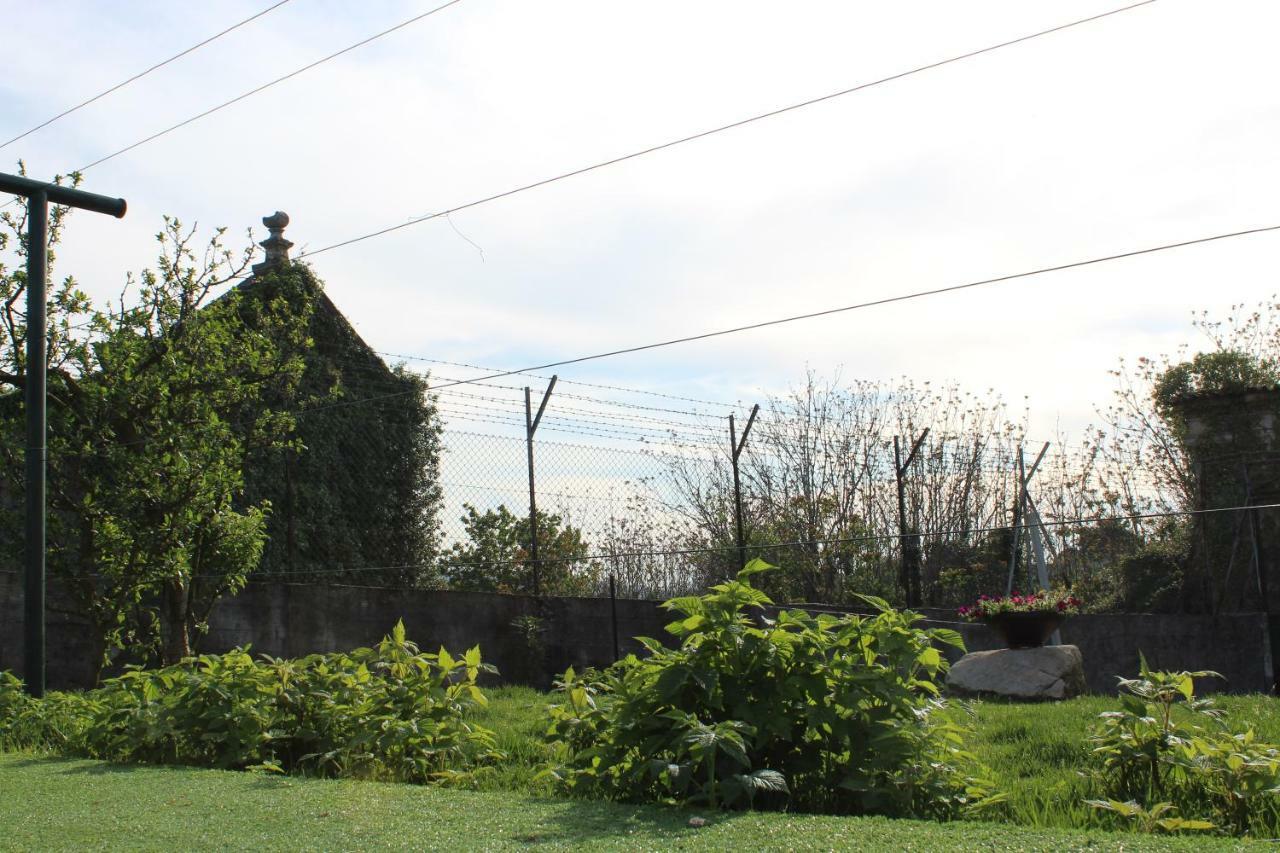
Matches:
[[946, 645, 1086, 701]]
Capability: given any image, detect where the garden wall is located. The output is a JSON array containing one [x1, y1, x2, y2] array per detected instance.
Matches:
[[0, 574, 1274, 694]]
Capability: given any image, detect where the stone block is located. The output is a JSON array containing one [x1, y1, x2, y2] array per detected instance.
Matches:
[[946, 644, 1086, 701]]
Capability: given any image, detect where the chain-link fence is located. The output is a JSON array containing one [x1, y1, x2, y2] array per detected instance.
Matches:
[[416, 362, 1271, 612]]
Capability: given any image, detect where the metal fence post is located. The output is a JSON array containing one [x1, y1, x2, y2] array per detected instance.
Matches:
[[609, 574, 620, 662], [524, 376, 556, 596], [729, 404, 759, 571], [894, 428, 928, 607]]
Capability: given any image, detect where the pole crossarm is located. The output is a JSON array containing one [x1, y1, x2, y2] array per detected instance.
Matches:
[[731, 403, 760, 462], [527, 375, 557, 436], [896, 427, 930, 479], [0, 173, 126, 217], [1020, 441, 1051, 492]]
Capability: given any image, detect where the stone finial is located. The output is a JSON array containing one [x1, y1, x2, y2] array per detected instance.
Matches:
[[253, 210, 294, 274]]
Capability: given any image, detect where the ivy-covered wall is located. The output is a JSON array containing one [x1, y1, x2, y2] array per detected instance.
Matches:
[[236, 265, 443, 587]]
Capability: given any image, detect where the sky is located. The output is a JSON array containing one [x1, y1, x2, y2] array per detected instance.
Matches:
[[3, 0, 1279, 452]]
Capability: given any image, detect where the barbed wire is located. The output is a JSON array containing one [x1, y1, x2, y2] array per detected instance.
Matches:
[[12, 499, 1262, 584]]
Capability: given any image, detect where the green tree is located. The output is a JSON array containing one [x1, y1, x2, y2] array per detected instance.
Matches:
[[0, 172, 314, 671], [442, 503, 595, 595]]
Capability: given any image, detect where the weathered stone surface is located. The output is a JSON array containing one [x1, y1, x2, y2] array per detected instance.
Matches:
[[946, 645, 1086, 700]]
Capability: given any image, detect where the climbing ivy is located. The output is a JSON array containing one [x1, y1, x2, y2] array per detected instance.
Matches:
[[237, 265, 444, 588]]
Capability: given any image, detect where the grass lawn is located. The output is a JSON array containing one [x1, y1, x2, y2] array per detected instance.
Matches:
[[464, 688, 1280, 832], [3, 687, 1277, 848], [0, 752, 1255, 851]]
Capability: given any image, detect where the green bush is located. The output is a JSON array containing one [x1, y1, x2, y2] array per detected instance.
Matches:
[[1, 623, 500, 783], [544, 560, 998, 818], [1089, 657, 1280, 836], [0, 672, 90, 752]]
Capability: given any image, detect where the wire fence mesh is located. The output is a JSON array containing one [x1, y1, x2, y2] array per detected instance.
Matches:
[[410, 361, 1264, 611]]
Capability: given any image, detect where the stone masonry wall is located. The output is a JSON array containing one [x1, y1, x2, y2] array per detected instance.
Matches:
[[0, 578, 1273, 694]]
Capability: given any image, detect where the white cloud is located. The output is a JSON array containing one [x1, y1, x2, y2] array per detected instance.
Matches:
[[2, 0, 1277, 444]]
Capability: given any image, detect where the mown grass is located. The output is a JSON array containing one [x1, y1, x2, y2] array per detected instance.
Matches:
[[4, 685, 1277, 846], [0, 752, 1255, 851]]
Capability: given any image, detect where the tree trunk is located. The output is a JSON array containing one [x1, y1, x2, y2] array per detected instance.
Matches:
[[161, 579, 192, 663]]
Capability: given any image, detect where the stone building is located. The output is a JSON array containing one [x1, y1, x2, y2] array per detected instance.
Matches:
[[1175, 387, 1279, 689]]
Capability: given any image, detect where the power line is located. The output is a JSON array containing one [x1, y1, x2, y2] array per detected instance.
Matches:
[[36, 226, 1279, 460], [298, 223, 1280, 414], [65, 0, 468, 175], [0, 0, 295, 151], [320, 354, 728, 418], [52, 221, 1272, 450], [381, 351, 733, 409], [300, 0, 1160, 259]]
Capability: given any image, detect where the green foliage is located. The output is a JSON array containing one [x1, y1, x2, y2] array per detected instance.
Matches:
[[1090, 656, 1224, 801], [1113, 528, 1190, 612], [240, 277, 445, 588], [443, 503, 596, 595], [1154, 349, 1279, 428], [929, 531, 1015, 610], [544, 559, 995, 818], [1089, 657, 1280, 836], [1, 623, 499, 784], [0, 671, 89, 751], [1084, 799, 1215, 835], [0, 182, 317, 667]]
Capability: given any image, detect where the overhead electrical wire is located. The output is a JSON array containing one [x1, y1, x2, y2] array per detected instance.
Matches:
[[74, 0, 467, 174], [299, 0, 1161, 259], [42, 220, 1280, 463], [0, 0, 295, 151], [291, 223, 1280, 415], [380, 351, 733, 410], [0, 0, 467, 195]]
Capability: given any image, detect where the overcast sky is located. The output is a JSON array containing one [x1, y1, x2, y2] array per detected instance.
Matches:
[[4, 0, 1279, 443]]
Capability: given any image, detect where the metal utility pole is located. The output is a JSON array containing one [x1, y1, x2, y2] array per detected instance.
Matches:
[[1005, 442, 1050, 597], [524, 375, 557, 596], [0, 172, 126, 698], [894, 428, 929, 607], [728, 404, 759, 572]]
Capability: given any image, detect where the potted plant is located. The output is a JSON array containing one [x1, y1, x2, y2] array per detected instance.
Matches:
[[958, 591, 1081, 649]]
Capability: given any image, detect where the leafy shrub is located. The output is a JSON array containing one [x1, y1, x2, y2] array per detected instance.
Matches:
[[544, 560, 997, 818], [1115, 536, 1188, 613], [1089, 657, 1280, 836], [1, 623, 500, 783], [0, 672, 91, 752], [1084, 799, 1215, 835]]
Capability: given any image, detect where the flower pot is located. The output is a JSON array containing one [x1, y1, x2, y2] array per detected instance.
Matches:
[[985, 612, 1063, 649]]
